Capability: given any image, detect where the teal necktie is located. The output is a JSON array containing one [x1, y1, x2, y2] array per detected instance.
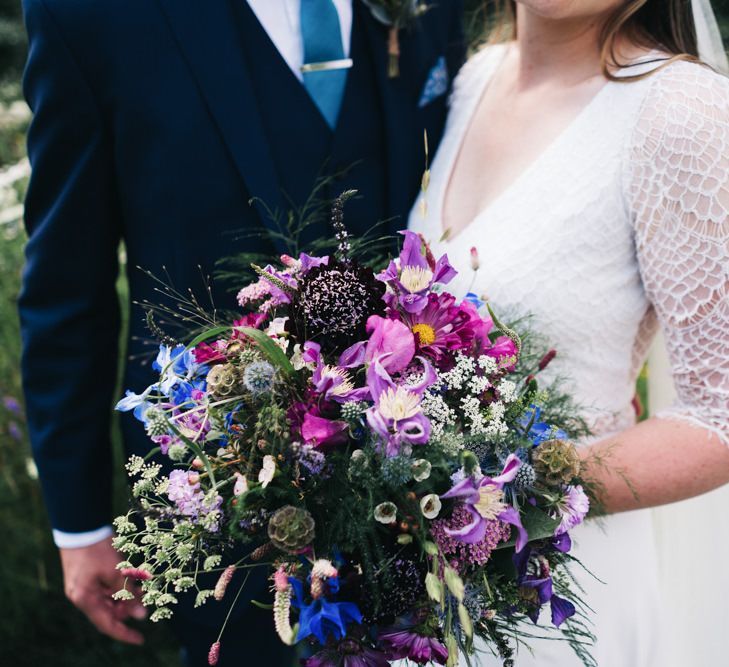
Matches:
[[300, 0, 348, 129]]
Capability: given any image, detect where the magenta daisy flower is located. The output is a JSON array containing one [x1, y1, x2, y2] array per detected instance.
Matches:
[[397, 292, 492, 363]]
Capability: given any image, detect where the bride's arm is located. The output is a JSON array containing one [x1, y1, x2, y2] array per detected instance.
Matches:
[[584, 63, 729, 514], [584, 418, 729, 513]]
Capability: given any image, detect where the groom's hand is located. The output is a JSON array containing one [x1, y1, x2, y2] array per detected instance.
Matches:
[[60, 537, 147, 645]]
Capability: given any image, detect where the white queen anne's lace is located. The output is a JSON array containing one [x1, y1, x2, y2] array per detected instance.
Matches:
[[410, 47, 729, 446]]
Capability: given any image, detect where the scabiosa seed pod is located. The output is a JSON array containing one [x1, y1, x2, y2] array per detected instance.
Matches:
[[532, 439, 581, 486], [206, 363, 241, 398], [513, 463, 537, 490], [267, 506, 316, 553], [208, 641, 221, 666], [242, 361, 275, 395], [213, 565, 236, 601]]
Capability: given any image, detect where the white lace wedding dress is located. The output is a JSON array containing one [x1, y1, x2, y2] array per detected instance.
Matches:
[[409, 44, 729, 666]]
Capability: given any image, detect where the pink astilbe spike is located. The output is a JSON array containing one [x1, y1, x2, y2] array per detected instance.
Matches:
[[208, 641, 221, 666], [214, 565, 236, 602]]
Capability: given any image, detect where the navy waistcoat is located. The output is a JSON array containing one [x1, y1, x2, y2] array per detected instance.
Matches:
[[233, 0, 388, 245]]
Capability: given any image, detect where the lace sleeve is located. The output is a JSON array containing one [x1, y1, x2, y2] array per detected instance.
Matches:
[[628, 62, 729, 444]]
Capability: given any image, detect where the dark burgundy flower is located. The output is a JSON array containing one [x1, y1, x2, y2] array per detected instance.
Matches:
[[302, 638, 389, 667], [288, 260, 385, 352]]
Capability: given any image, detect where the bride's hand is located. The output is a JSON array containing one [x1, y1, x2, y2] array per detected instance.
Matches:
[[59, 537, 147, 645]]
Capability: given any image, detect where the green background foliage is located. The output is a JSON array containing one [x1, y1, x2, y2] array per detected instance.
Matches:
[[0, 2, 726, 665]]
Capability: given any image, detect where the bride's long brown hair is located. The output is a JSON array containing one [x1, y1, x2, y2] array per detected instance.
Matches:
[[489, 0, 701, 81]]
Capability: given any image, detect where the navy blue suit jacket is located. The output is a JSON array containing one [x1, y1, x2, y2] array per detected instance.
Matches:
[[20, 0, 464, 534]]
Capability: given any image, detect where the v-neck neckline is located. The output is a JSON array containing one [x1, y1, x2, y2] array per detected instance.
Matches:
[[439, 44, 614, 244]]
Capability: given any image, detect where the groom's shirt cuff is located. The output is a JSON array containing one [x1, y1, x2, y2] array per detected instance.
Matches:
[[53, 525, 114, 549]]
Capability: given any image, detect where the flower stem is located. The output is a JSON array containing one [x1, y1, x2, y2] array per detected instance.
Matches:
[[216, 569, 251, 643]]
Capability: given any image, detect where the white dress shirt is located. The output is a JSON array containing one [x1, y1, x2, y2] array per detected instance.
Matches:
[[53, 0, 354, 550]]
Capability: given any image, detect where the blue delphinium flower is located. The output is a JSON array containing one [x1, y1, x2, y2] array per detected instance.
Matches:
[[288, 577, 362, 645], [116, 388, 154, 423], [463, 292, 485, 309], [152, 344, 208, 403], [519, 406, 567, 446]]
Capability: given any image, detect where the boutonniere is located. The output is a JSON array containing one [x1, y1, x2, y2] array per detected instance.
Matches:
[[361, 1, 429, 78]]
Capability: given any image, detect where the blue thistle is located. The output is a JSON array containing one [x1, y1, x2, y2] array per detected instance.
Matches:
[[243, 361, 275, 395]]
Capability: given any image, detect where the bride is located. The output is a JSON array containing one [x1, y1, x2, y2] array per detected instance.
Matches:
[[409, 0, 729, 664]]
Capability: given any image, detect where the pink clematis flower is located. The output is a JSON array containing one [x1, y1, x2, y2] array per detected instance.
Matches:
[[301, 411, 349, 448], [302, 341, 370, 403], [378, 231, 456, 314], [441, 455, 529, 552], [364, 315, 416, 374], [365, 355, 436, 457]]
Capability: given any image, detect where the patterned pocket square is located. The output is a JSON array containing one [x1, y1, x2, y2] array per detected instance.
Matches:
[[418, 56, 449, 108]]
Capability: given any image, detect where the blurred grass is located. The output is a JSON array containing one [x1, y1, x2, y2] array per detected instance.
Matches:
[[0, 3, 727, 664]]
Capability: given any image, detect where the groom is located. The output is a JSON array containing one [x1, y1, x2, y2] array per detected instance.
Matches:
[[19, 0, 464, 664]]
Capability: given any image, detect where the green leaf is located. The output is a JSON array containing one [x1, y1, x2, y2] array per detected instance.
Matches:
[[237, 326, 294, 377], [522, 503, 561, 540], [397, 533, 414, 545], [186, 326, 232, 350]]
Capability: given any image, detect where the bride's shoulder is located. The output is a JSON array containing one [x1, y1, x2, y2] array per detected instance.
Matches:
[[637, 58, 729, 123], [629, 59, 729, 154]]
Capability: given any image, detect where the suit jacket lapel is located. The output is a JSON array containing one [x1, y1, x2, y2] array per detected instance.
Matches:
[[155, 0, 287, 252], [360, 8, 421, 229]]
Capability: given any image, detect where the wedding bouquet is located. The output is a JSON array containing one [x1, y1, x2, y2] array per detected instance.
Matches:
[[114, 197, 594, 666]]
